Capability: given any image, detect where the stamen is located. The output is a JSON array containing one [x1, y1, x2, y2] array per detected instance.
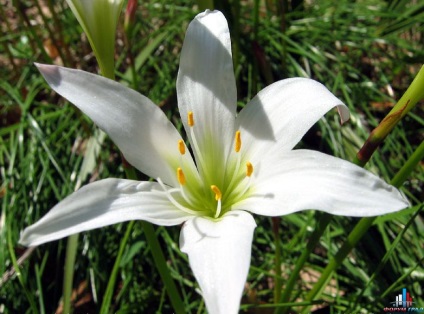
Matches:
[[188, 111, 194, 127], [210, 185, 222, 201], [224, 161, 254, 201], [211, 185, 222, 218], [237, 166, 254, 200], [246, 162, 253, 177], [177, 167, 186, 185], [234, 131, 241, 152], [223, 131, 243, 197], [178, 140, 185, 155], [187, 111, 208, 179], [156, 178, 202, 216], [175, 169, 198, 208]]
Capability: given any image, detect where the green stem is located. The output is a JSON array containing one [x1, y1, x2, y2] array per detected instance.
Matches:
[[391, 140, 424, 187], [141, 221, 186, 314], [62, 234, 79, 314], [354, 65, 424, 166], [100, 221, 135, 313]]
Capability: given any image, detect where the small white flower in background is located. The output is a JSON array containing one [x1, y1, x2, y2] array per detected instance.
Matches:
[[20, 10, 409, 314], [65, 0, 125, 78]]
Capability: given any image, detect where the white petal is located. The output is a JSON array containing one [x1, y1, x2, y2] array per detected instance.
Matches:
[[235, 150, 409, 217], [19, 179, 192, 247], [177, 10, 237, 172], [236, 78, 349, 164], [180, 210, 256, 314], [36, 64, 197, 186]]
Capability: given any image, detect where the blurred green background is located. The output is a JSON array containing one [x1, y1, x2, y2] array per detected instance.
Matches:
[[1, 0, 423, 313]]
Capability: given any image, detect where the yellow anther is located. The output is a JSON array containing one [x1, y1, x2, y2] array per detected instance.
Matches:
[[210, 185, 222, 201], [178, 140, 185, 155], [188, 111, 194, 127], [234, 131, 241, 152], [246, 162, 253, 177], [177, 168, 186, 185]]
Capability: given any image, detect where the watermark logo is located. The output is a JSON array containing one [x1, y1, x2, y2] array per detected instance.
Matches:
[[390, 287, 414, 308], [383, 288, 423, 313]]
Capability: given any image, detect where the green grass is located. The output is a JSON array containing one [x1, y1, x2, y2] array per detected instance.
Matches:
[[1, 0, 423, 313]]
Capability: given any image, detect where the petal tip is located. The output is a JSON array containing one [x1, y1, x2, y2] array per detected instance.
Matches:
[[196, 9, 225, 22], [36, 64, 61, 87], [337, 104, 350, 125], [35, 62, 54, 72], [18, 231, 32, 247]]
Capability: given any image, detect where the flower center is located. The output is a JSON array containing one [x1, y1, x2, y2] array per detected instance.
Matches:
[[160, 111, 254, 219]]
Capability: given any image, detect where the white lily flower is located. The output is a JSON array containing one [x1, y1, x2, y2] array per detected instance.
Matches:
[[20, 10, 409, 314], [66, 0, 125, 78]]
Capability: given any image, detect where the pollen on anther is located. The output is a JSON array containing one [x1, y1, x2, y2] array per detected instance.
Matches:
[[178, 140, 185, 155], [210, 185, 222, 201], [234, 131, 241, 152], [246, 162, 253, 177], [177, 168, 186, 185], [188, 111, 194, 127]]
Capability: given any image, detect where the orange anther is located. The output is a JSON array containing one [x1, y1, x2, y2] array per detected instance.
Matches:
[[210, 185, 222, 201], [246, 162, 253, 177], [188, 111, 194, 127], [178, 140, 185, 155], [177, 168, 186, 185], [235, 131, 241, 152]]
